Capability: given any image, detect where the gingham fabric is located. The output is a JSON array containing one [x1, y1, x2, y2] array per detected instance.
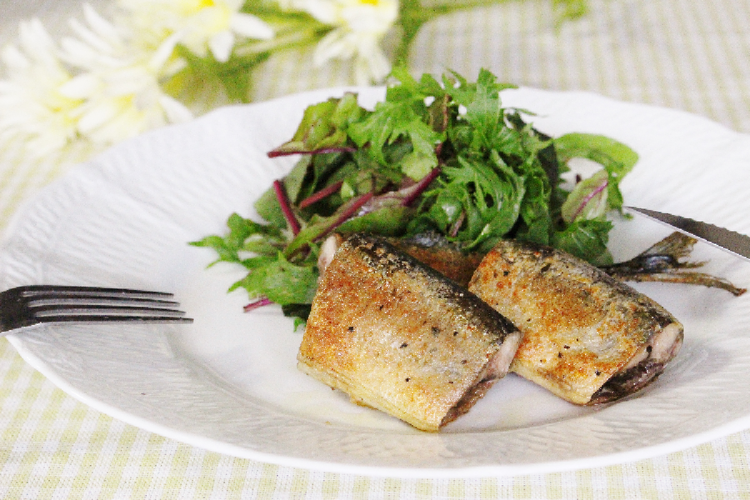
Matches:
[[3, 0, 750, 498]]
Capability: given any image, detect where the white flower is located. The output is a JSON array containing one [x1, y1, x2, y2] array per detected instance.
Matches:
[[296, 0, 398, 84], [60, 4, 193, 145], [0, 19, 86, 162], [119, 0, 274, 63]]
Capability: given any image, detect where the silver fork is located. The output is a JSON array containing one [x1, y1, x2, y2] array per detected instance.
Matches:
[[0, 285, 193, 335]]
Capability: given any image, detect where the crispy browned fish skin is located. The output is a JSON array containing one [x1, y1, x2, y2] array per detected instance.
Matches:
[[468, 240, 684, 405], [319, 232, 485, 287], [299, 233, 521, 431], [390, 232, 486, 287]]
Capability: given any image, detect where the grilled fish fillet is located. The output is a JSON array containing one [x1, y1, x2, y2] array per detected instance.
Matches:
[[299, 233, 522, 431], [318, 232, 484, 287], [468, 240, 684, 405], [390, 232, 486, 287]]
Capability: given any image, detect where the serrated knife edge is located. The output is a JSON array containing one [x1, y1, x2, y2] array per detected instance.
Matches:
[[625, 206, 750, 262]]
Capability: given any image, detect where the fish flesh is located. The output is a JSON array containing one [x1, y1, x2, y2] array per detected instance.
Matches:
[[299, 233, 522, 431], [468, 239, 684, 405]]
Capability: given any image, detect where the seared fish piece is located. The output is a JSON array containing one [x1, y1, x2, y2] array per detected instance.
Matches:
[[390, 232, 486, 287], [318, 232, 485, 287], [299, 233, 521, 431], [468, 240, 684, 405]]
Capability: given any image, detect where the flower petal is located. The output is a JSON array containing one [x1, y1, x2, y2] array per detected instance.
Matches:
[[208, 31, 235, 62], [81, 3, 121, 45], [355, 44, 390, 84], [313, 29, 355, 66], [59, 73, 100, 99], [76, 100, 121, 134], [148, 33, 181, 71], [1, 45, 29, 70], [68, 17, 115, 56], [230, 13, 274, 40], [158, 94, 193, 123]]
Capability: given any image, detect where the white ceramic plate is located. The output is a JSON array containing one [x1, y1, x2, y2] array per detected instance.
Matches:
[[3, 87, 750, 478]]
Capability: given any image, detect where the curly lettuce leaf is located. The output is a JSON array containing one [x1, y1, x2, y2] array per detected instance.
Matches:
[[189, 213, 284, 265], [193, 69, 641, 322], [561, 169, 609, 223], [552, 217, 614, 266], [347, 69, 444, 179], [268, 93, 364, 156], [427, 152, 525, 250], [443, 68, 517, 152], [554, 132, 638, 213], [230, 253, 318, 305]]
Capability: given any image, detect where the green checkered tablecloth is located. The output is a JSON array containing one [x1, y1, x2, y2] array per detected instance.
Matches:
[[3, 0, 750, 498]]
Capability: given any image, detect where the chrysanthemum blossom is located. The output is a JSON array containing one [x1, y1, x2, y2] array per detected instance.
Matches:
[[119, 0, 274, 63], [0, 19, 86, 162], [59, 4, 193, 145], [299, 0, 398, 84]]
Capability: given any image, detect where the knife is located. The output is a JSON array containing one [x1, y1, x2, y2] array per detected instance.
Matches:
[[626, 206, 750, 262]]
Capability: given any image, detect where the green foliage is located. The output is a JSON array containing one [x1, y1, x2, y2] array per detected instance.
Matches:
[[194, 68, 636, 322]]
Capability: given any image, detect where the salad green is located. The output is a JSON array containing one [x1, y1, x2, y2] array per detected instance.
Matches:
[[191, 68, 639, 322]]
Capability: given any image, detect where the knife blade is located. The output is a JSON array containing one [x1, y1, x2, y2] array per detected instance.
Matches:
[[626, 206, 750, 262]]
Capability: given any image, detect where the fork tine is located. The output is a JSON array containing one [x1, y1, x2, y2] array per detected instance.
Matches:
[[33, 314, 194, 324], [0, 286, 195, 334], [23, 287, 185, 311], [32, 304, 192, 325], [32, 304, 188, 317], [28, 296, 180, 308], [4, 285, 194, 328], [19, 285, 174, 300]]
